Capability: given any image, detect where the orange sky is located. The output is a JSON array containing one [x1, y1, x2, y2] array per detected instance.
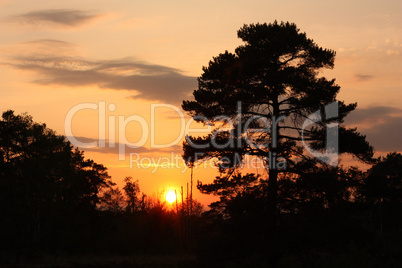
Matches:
[[1, 0, 401, 206]]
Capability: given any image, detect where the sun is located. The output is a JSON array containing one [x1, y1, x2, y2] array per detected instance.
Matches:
[[166, 190, 177, 204]]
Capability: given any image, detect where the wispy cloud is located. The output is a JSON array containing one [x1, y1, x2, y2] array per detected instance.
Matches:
[[346, 106, 402, 125], [4, 39, 197, 104], [2, 39, 77, 57], [68, 136, 183, 155], [346, 106, 402, 152], [12, 9, 100, 27], [363, 116, 402, 152], [354, 74, 374, 82]]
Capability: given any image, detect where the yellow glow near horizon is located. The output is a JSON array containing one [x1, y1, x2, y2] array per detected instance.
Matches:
[[166, 190, 177, 204]]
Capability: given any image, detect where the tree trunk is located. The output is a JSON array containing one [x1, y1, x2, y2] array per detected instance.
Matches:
[[266, 97, 280, 230], [266, 168, 278, 230]]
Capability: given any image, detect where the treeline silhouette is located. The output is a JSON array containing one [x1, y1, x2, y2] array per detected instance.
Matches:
[[0, 111, 401, 267], [0, 110, 202, 267], [1, 21, 402, 267]]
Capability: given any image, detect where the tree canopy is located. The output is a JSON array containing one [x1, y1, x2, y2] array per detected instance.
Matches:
[[0, 110, 113, 252], [182, 21, 374, 222]]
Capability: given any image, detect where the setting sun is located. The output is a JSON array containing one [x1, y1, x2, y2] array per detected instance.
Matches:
[[166, 190, 177, 203]]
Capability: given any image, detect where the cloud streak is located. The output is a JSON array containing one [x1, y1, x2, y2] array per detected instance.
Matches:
[[362, 117, 402, 152], [12, 9, 100, 27], [345, 106, 402, 125], [68, 136, 183, 156], [2, 39, 77, 57], [346, 106, 402, 152], [5, 40, 197, 104], [354, 73, 374, 82]]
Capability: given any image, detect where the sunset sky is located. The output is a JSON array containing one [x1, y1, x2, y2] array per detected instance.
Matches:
[[1, 0, 401, 205]]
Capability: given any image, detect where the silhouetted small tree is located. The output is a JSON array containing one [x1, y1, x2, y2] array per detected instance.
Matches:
[[363, 152, 402, 233], [364, 152, 402, 204], [123, 176, 141, 213], [99, 186, 126, 213]]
